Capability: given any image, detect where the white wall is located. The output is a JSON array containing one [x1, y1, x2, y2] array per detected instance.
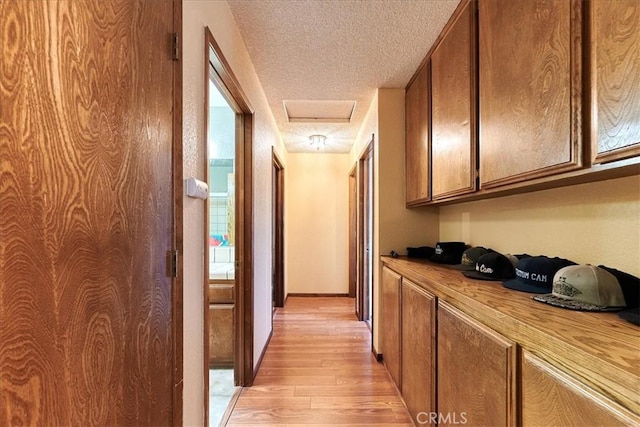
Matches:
[[285, 153, 351, 294], [351, 89, 440, 352], [440, 175, 640, 276], [182, 1, 286, 425]]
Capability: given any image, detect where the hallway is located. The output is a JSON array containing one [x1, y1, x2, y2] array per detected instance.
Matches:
[[225, 297, 413, 426]]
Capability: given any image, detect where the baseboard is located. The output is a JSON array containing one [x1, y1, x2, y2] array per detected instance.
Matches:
[[287, 293, 349, 297], [252, 328, 273, 381], [372, 346, 383, 363]]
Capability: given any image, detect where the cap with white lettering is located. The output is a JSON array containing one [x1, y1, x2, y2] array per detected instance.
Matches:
[[533, 265, 626, 311], [462, 252, 515, 281], [502, 256, 575, 294], [430, 241, 467, 265], [453, 247, 490, 271]]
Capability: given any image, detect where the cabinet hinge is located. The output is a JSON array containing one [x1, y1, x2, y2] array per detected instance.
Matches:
[[172, 33, 179, 61], [168, 250, 179, 278]]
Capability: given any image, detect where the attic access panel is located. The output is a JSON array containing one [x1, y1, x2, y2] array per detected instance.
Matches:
[[283, 99, 356, 123]]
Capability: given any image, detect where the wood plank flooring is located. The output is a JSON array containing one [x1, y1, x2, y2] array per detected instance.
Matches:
[[226, 297, 413, 426]]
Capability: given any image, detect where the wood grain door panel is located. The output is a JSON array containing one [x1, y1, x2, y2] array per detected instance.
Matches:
[[438, 301, 517, 426], [401, 279, 436, 421], [431, 0, 477, 199], [0, 1, 175, 425], [209, 304, 235, 368], [522, 351, 639, 425], [380, 266, 402, 388], [479, 0, 583, 188], [590, 0, 640, 164], [405, 62, 431, 204]]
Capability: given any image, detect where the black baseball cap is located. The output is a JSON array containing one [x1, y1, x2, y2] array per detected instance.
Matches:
[[618, 307, 640, 326], [453, 247, 490, 271], [430, 242, 467, 265], [463, 252, 516, 281], [503, 256, 576, 294], [599, 265, 639, 309], [407, 246, 435, 259], [599, 266, 640, 325]]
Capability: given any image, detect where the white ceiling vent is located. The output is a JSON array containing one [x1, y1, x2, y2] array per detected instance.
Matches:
[[283, 100, 356, 123]]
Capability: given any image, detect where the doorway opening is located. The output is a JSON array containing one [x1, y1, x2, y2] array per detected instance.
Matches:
[[272, 149, 285, 309], [206, 79, 238, 426], [204, 27, 254, 427], [357, 136, 374, 332]]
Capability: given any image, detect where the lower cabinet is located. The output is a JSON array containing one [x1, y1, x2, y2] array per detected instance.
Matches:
[[437, 301, 517, 426], [380, 266, 402, 388], [380, 262, 640, 425], [522, 351, 637, 426], [401, 279, 436, 421]]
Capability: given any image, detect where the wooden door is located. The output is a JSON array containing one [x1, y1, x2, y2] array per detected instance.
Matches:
[[401, 279, 436, 421], [522, 351, 639, 425], [431, 0, 477, 199], [479, 0, 582, 188], [0, 1, 176, 425], [348, 165, 357, 299], [380, 266, 402, 388], [438, 302, 517, 426], [590, 0, 640, 164], [405, 62, 431, 205]]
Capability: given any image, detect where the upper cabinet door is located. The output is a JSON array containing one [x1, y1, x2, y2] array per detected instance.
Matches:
[[431, 0, 477, 199], [590, 0, 640, 164], [406, 62, 431, 205], [479, 0, 583, 188]]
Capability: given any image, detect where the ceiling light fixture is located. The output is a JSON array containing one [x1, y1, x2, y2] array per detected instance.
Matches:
[[308, 134, 326, 150]]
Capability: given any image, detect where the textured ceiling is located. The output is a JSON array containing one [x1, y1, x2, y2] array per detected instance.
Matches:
[[227, 0, 459, 153]]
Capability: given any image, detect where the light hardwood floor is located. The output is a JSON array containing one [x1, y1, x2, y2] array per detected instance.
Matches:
[[225, 297, 413, 426]]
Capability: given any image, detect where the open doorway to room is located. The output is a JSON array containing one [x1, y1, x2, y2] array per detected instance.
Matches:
[[204, 27, 254, 427], [272, 149, 285, 310], [206, 77, 238, 426], [357, 137, 374, 332]]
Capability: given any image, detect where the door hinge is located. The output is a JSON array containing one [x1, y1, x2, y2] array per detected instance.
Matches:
[[168, 250, 179, 278], [172, 32, 179, 61]]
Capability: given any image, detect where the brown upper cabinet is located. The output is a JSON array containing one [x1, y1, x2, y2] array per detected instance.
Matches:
[[431, 0, 477, 199], [590, 0, 640, 164], [405, 62, 431, 205], [478, 0, 583, 188]]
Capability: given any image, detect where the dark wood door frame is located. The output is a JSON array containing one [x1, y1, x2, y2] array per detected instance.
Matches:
[[357, 137, 374, 325], [172, 1, 184, 425], [204, 28, 255, 427], [272, 148, 285, 308], [348, 164, 357, 299]]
